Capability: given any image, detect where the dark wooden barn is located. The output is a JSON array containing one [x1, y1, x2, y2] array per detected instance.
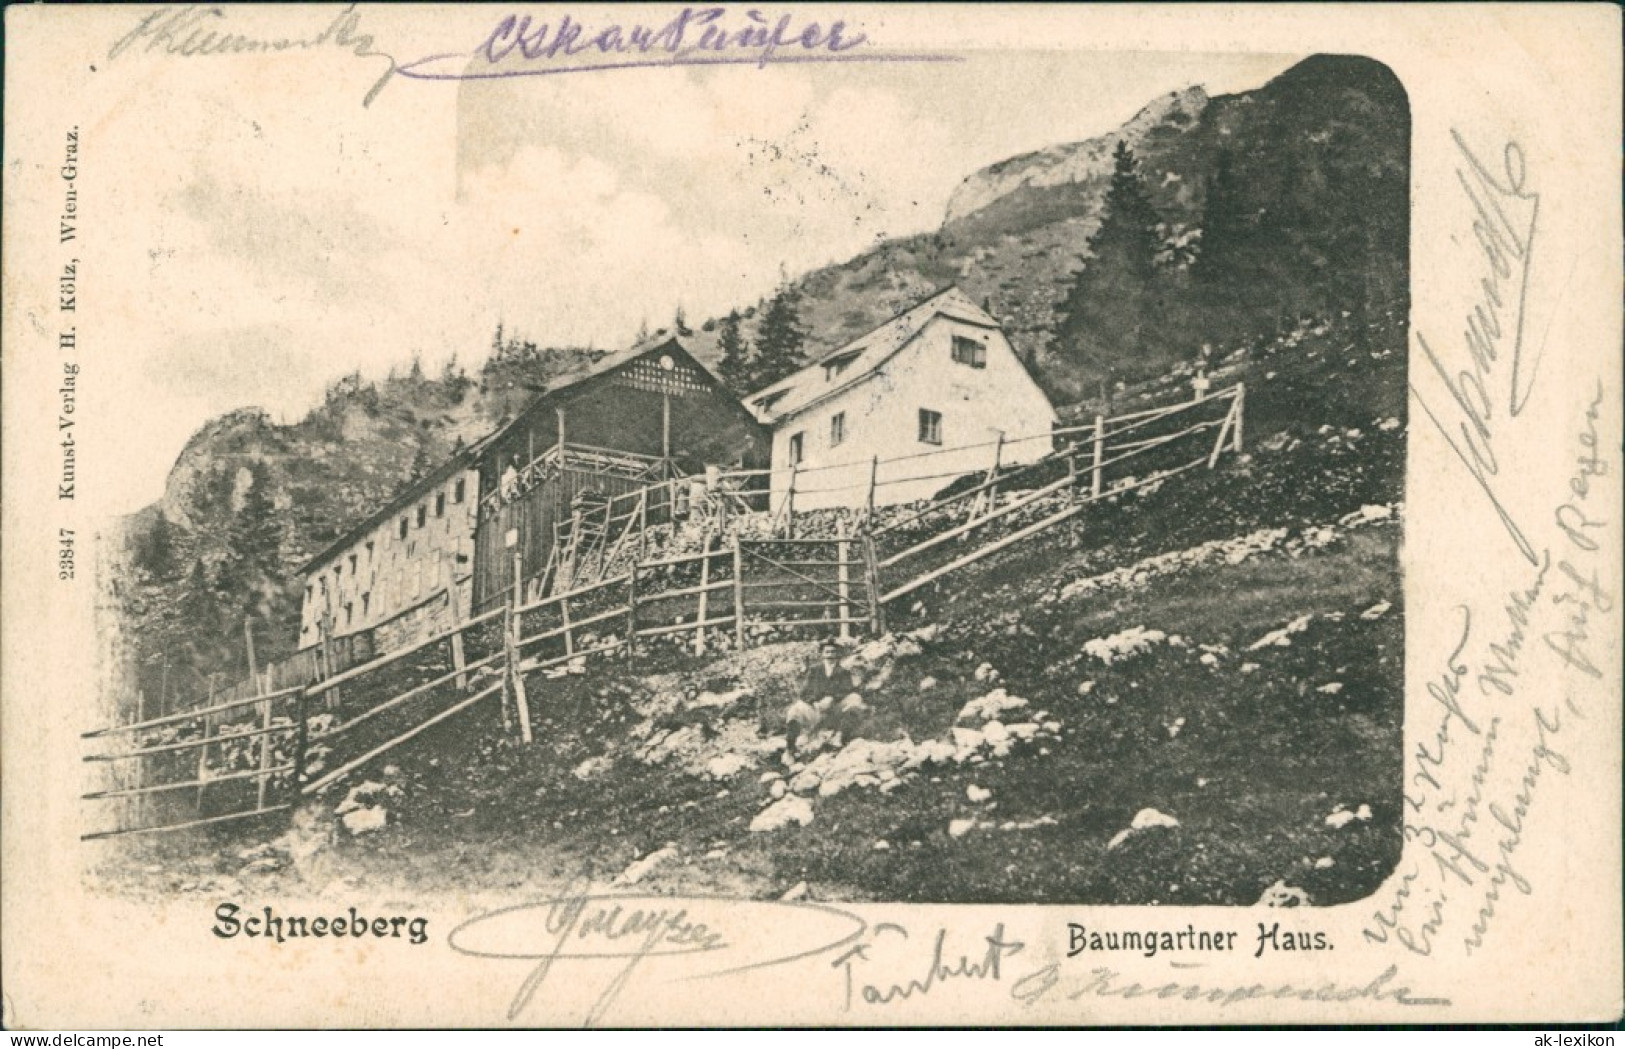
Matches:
[[471, 338, 769, 611]]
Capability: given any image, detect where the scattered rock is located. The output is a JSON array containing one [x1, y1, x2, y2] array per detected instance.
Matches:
[[615, 844, 678, 886], [1325, 804, 1372, 828], [949, 819, 976, 839], [1316, 683, 1344, 695], [873, 840, 890, 851], [690, 688, 749, 711], [973, 662, 1000, 683], [1107, 807, 1179, 850], [1314, 857, 1335, 870], [967, 785, 992, 803], [1247, 615, 1314, 651], [333, 781, 386, 816], [340, 806, 387, 836], [705, 753, 753, 780], [750, 795, 814, 833], [918, 676, 938, 691], [769, 779, 786, 799], [1360, 601, 1392, 620], [573, 755, 613, 781], [779, 881, 809, 901], [1083, 626, 1167, 665], [957, 688, 1029, 723], [1258, 880, 1311, 907], [1340, 504, 1394, 527]]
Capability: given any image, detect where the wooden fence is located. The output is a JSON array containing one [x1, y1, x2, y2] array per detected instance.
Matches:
[[82, 386, 1242, 836]]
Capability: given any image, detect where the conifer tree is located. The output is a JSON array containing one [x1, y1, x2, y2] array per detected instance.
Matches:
[[715, 310, 752, 392], [138, 511, 176, 579], [1052, 141, 1165, 387], [752, 282, 808, 390]]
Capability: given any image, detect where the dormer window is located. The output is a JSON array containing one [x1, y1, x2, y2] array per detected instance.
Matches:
[[822, 349, 861, 382], [753, 390, 790, 415], [951, 335, 987, 368]]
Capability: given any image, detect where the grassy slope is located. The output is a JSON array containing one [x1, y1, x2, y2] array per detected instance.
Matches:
[[103, 305, 1406, 907]]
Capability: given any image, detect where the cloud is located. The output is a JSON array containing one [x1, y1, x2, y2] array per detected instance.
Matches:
[[143, 323, 318, 405]]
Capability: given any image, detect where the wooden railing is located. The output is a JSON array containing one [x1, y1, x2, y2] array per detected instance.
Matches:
[[82, 386, 1243, 834]]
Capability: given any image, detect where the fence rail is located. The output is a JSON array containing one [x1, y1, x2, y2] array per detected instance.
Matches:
[[84, 386, 1244, 837]]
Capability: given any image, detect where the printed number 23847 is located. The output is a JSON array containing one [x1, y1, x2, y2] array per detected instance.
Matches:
[[58, 528, 75, 580]]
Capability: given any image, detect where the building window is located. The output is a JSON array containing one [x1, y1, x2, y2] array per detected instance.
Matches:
[[416, 504, 427, 528], [788, 432, 805, 466], [918, 408, 943, 445], [365, 541, 374, 561], [436, 492, 446, 518], [344, 602, 353, 627], [454, 478, 466, 504], [348, 553, 358, 574], [830, 412, 847, 447], [951, 335, 987, 368], [399, 517, 409, 540], [362, 592, 370, 616]]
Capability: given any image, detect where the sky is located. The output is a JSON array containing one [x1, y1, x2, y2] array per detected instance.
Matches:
[[80, 6, 1298, 513]]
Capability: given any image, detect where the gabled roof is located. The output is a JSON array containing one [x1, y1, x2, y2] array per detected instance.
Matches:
[[298, 337, 727, 578], [746, 286, 1001, 426], [474, 336, 746, 459]]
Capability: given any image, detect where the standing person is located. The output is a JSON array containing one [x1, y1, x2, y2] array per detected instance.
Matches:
[[782, 639, 867, 756], [500, 456, 521, 500]]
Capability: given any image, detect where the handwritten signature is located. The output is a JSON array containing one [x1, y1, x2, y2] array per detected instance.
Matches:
[[395, 6, 958, 83], [1409, 129, 1542, 565], [106, 4, 399, 106], [830, 922, 1024, 1009], [446, 883, 863, 1027], [1010, 963, 1450, 1010]]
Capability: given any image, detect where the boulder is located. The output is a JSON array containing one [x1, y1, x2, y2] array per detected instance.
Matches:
[[750, 795, 815, 833], [340, 806, 387, 836]]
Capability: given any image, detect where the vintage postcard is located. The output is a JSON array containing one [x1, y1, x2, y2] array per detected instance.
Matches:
[[2, 2, 1620, 1029]]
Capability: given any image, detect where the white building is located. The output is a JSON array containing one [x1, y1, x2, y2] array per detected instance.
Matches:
[[747, 287, 1057, 511], [296, 450, 481, 655]]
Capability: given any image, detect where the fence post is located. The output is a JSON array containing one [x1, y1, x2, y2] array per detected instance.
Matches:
[[1091, 415, 1105, 498], [694, 532, 713, 656], [637, 490, 649, 565], [865, 455, 878, 528], [1232, 383, 1246, 453], [449, 592, 469, 691], [560, 592, 575, 658], [293, 687, 309, 795], [784, 464, 798, 539], [255, 693, 274, 811], [626, 565, 640, 662], [319, 612, 340, 712], [508, 549, 533, 745], [982, 432, 1005, 519], [862, 534, 886, 635], [837, 525, 852, 641], [732, 534, 746, 647], [243, 616, 259, 689]]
